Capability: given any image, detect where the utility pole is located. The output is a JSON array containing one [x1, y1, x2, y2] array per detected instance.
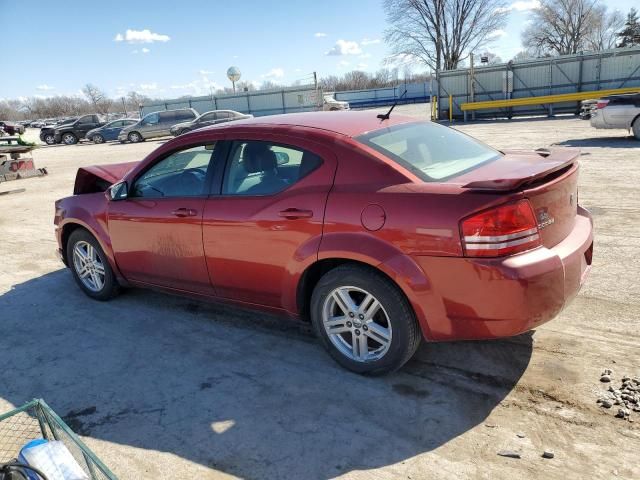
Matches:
[[121, 97, 127, 117], [469, 53, 476, 120]]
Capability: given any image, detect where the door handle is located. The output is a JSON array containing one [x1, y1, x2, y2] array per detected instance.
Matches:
[[171, 208, 197, 217], [278, 208, 313, 219]]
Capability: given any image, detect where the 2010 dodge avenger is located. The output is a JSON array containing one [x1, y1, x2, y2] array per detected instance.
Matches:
[[54, 111, 593, 374]]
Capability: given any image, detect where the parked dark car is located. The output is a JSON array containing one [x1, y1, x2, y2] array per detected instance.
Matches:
[[39, 118, 78, 145], [86, 119, 139, 144], [0, 121, 25, 135], [169, 110, 252, 136], [54, 114, 106, 145]]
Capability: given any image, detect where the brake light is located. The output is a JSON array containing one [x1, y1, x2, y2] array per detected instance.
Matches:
[[596, 99, 609, 109], [461, 200, 541, 257]]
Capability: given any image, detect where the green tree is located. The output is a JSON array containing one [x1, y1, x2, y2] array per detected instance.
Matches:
[[617, 8, 640, 47]]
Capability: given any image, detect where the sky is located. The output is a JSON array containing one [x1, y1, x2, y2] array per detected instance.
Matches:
[[1, 0, 636, 100]]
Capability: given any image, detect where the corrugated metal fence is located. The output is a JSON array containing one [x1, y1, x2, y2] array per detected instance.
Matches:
[[140, 84, 319, 117], [335, 82, 431, 108], [437, 47, 640, 119]]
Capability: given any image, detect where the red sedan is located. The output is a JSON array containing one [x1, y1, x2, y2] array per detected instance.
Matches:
[[54, 111, 593, 374]]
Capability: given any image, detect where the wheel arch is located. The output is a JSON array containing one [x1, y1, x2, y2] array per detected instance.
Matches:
[[295, 247, 435, 340]]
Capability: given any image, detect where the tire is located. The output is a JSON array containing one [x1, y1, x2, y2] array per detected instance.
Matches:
[[43, 134, 56, 145], [67, 229, 119, 301], [179, 128, 191, 136], [330, 107, 339, 111], [128, 131, 143, 143], [310, 264, 421, 374], [632, 117, 640, 140], [92, 134, 105, 144], [62, 132, 78, 145]]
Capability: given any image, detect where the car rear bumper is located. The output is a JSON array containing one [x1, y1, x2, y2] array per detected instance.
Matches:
[[411, 206, 593, 341]]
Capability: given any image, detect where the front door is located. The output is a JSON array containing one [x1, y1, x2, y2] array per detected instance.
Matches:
[[202, 137, 337, 308], [109, 143, 219, 295]]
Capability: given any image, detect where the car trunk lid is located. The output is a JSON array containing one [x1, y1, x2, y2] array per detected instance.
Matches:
[[458, 148, 580, 248]]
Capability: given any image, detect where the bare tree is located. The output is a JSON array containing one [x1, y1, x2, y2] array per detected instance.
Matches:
[[522, 0, 622, 55], [384, 0, 509, 71], [82, 83, 112, 114]]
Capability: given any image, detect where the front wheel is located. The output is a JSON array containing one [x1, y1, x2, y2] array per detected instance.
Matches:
[[92, 134, 105, 144], [128, 131, 143, 143], [632, 119, 640, 140], [67, 229, 119, 301], [43, 134, 55, 145], [62, 132, 78, 145], [311, 264, 421, 374]]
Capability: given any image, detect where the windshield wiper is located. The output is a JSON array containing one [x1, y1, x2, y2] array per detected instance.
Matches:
[[377, 89, 408, 121]]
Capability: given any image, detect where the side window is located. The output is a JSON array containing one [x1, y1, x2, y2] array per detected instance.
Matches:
[[200, 112, 216, 122], [180, 110, 196, 121], [132, 144, 216, 198], [216, 112, 230, 120], [144, 113, 159, 125], [222, 141, 322, 196], [159, 111, 175, 123], [78, 116, 93, 124]]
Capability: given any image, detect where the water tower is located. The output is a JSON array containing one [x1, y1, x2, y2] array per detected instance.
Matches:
[[227, 66, 241, 93]]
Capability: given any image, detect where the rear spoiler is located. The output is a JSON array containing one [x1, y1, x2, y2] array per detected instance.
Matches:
[[462, 148, 580, 191]]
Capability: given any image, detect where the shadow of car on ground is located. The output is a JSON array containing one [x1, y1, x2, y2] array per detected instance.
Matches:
[[0, 269, 532, 478], [553, 135, 638, 148]]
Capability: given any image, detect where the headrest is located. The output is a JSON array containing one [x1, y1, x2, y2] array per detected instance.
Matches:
[[243, 143, 277, 173]]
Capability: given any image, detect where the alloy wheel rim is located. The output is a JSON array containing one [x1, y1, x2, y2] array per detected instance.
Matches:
[[45, 135, 54, 144], [63, 134, 75, 144], [322, 286, 392, 363], [94, 135, 103, 143], [130, 133, 140, 142], [72, 241, 106, 292]]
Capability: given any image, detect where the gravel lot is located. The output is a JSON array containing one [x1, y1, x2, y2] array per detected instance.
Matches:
[[1, 106, 639, 479]]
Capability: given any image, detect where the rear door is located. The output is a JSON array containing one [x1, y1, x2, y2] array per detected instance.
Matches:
[[202, 134, 337, 308], [602, 96, 638, 127], [108, 143, 221, 294]]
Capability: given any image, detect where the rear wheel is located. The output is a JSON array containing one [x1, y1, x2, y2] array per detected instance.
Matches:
[[92, 134, 105, 144], [128, 131, 143, 143], [67, 229, 119, 301], [62, 132, 78, 145], [310, 264, 421, 374]]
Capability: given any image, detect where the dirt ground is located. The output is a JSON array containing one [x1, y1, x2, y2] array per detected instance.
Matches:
[[1, 106, 639, 480]]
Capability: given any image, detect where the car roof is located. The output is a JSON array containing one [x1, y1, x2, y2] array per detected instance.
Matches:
[[201, 110, 419, 137]]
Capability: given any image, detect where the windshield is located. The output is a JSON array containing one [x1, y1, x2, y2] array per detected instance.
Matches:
[[356, 122, 501, 181]]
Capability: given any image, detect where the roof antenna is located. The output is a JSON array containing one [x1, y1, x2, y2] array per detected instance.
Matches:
[[377, 89, 408, 121]]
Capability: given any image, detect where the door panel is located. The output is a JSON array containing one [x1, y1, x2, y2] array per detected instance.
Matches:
[[203, 137, 337, 308], [108, 143, 220, 295], [109, 198, 212, 294]]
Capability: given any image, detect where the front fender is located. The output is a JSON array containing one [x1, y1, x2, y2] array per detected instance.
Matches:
[[57, 193, 127, 285]]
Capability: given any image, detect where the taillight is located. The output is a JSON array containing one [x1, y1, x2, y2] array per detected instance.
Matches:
[[461, 200, 541, 257], [596, 99, 609, 109]]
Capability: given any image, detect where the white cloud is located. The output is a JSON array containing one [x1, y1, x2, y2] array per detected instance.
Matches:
[[488, 29, 508, 39], [262, 67, 284, 79], [326, 39, 362, 56], [199, 69, 215, 75], [512, 0, 540, 10], [361, 38, 380, 45], [314, 32, 327, 37], [359, 53, 372, 59], [357, 63, 368, 69], [139, 82, 159, 91], [36, 84, 55, 91], [114, 29, 170, 44], [141, 47, 150, 53], [495, 0, 540, 13]]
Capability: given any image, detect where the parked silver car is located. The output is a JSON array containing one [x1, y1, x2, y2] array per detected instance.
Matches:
[[169, 110, 252, 136], [118, 108, 198, 143], [590, 93, 640, 139]]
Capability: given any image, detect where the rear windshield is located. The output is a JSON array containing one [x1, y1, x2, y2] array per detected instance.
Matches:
[[356, 122, 501, 181]]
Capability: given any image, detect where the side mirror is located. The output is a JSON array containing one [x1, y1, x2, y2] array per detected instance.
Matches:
[[109, 181, 128, 201]]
